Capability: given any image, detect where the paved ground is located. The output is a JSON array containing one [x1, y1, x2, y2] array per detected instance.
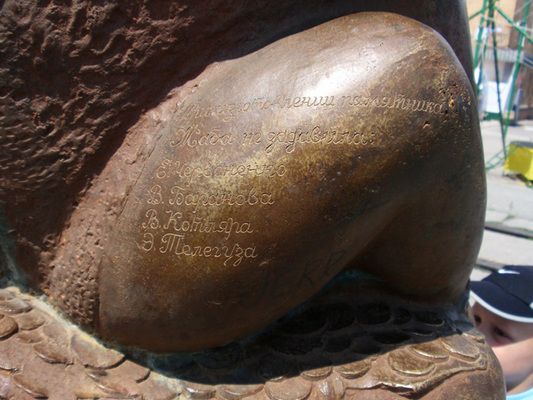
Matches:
[[471, 119, 533, 281]]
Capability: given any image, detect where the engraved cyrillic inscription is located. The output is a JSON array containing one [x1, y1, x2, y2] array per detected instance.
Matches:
[[263, 126, 376, 154], [174, 95, 337, 122], [155, 159, 287, 184], [147, 185, 163, 205], [170, 126, 234, 147], [141, 209, 254, 240], [173, 93, 447, 123], [140, 89, 449, 268], [168, 186, 274, 212], [339, 94, 445, 114], [137, 231, 258, 267], [137, 232, 155, 252], [169, 125, 376, 154], [159, 233, 257, 267]]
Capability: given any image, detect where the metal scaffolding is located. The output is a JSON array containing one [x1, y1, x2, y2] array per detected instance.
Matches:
[[471, 0, 532, 169]]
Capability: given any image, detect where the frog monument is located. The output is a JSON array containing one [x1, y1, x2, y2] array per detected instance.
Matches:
[[0, 0, 505, 398]]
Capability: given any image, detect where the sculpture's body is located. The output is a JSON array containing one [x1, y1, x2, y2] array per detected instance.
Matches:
[[0, 0, 505, 398], [95, 13, 483, 351]]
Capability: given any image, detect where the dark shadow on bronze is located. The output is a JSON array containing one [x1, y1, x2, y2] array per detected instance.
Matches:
[[120, 273, 477, 395]]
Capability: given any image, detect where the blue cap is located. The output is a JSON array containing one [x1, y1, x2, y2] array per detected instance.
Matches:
[[471, 265, 533, 324]]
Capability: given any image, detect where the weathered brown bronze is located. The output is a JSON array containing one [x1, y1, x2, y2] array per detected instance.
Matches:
[[1, 0, 482, 352], [1, 0, 503, 398], [90, 12, 483, 351], [0, 281, 505, 399]]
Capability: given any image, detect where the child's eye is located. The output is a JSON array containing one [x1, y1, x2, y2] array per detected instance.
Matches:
[[493, 327, 511, 340], [473, 314, 481, 325]]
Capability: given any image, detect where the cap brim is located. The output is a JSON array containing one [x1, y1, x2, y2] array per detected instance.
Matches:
[[470, 280, 533, 323]]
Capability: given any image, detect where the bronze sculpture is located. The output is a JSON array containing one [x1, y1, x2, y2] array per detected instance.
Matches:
[[0, 0, 505, 398]]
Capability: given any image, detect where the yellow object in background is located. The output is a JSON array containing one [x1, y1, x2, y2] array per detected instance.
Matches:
[[504, 141, 533, 180]]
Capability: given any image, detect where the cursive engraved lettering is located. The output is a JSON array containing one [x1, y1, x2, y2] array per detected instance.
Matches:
[[169, 186, 274, 212], [339, 93, 446, 115], [174, 95, 337, 122], [159, 233, 181, 253], [141, 209, 161, 229], [170, 126, 234, 147], [155, 159, 287, 184], [156, 234, 258, 266], [147, 185, 163, 205], [264, 125, 376, 154], [242, 131, 262, 145], [162, 211, 254, 240], [137, 233, 155, 252], [175, 92, 444, 124]]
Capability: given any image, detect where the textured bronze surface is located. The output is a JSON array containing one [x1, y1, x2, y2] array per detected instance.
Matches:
[[0, 1, 484, 352], [0, 1, 503, 397], [1, 0, 476, 338], [89, 12, 485, 351], [0, 282, 505, 400]]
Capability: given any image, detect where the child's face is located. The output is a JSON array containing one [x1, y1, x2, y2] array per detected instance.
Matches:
[[471, 302, 533, 391], [471, 302, 533, 347]]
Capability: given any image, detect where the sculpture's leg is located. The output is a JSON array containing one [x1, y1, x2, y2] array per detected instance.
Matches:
[[352, 124, 486, 301], [1, 0, 481, 342], [1, 0, 473, 295], [4, 11, 483, 352]]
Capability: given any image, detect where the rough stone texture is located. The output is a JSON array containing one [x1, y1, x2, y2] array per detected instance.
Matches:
[[0, 1, 473, 328], [0, 281, 505, 399]]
